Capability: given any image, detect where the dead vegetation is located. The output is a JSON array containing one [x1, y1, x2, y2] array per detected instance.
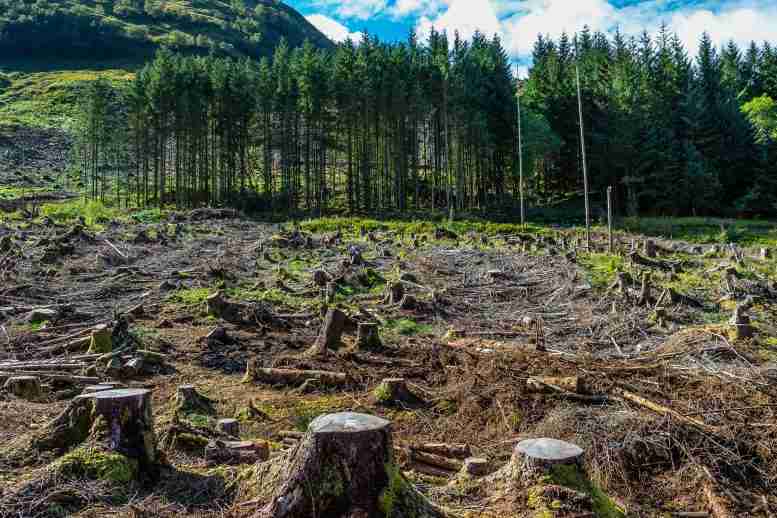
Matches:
[[0, 212, 775, 518]]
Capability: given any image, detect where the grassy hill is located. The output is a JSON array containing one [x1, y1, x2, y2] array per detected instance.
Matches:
[[0, 0, 331, 188], [0, 0, 331, 60]]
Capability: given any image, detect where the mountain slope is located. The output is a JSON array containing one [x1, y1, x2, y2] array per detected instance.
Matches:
[[0, 0, 331, 189], [0, 0, 331, 60]]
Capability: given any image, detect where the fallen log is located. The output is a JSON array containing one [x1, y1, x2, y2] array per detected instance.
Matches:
[[618, 389, 718, 435], [527, 376, 587, 395], [410, 450, 463, 472], [412, 443, 472, 460], [244, 363, 348, 387]]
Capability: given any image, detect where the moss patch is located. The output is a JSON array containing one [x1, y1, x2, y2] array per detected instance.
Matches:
[[546, 464, 625, 518], [54, 447, 138, 484]]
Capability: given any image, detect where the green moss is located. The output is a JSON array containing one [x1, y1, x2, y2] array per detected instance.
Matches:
[[378, 462, 408, 517], [547, 464, 625, 518], [386, 318, 434, 337], [87, 327, 112, 354], [54, 447, 138, 483], [374, 382, 392, 403], [168, 287, 214, 306]]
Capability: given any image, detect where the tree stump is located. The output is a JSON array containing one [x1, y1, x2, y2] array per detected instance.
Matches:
[[308, 308, 347, 355], [510, 438, 584, 483], [644, 240, 657, 258], [217, 418, 240, 437], [637, 273, 652, 306], [173, 384, 215, 415], [459, 457, 491, 478], [385, 282, 404, 305], [355, 322, 382, 350], [258, 412, 444, 518], [3, 375, 41, 400], [312, 270, 330, 287], [374, 378, 424, 406], [730, 301, 754, 340], [206, 291, 242, 322], [87, 324, 112, 354], [399, 294, 418, 310], [75, 388, 159, 469]]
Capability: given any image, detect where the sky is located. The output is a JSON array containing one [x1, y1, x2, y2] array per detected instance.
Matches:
[[290, 0, 777, 75]]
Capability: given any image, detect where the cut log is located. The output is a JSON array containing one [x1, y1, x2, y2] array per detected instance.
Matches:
[[355, 322, 382, 350], [511, 438, 584, 483], [410, 450, 462, 472], [257, 412, 444, 518], [81, 384, 115, 394], [206, 439, 268, 465], [246, 367, 348, 387], [3, 375, 41, 400], [217, 418, 240, 438], [374, 378, 424, 406], [527, 376, 587, 395], [413, 443, 472, 460], [173, 384, 216, 415], [308, 308, 347, 355]]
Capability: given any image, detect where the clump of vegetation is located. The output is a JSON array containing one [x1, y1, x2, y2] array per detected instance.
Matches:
[[53, 447, 138, 484], [579, 253, 626, 288]]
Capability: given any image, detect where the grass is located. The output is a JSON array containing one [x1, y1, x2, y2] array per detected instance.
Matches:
[[578, 253, 626, 288], [40, 199, 126, 229], [168, 287, 213, 306], [385, 318, 434, 337], [619, 216, 777, 247]]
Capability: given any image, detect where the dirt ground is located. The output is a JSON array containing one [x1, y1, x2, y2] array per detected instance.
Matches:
[[0, 210, 775, 517]]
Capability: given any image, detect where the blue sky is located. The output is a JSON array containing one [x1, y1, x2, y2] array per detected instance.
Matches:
[[290, 0, 777, 74]]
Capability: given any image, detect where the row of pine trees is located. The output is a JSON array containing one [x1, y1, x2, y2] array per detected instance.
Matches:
[[73, 26, 777, 218]]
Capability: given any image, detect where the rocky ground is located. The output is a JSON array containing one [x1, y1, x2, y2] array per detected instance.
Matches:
[[0, 209, 775, 518]]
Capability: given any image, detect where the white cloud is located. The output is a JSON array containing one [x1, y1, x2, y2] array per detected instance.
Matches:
[[306, 14, 363, 43], [412, 0, 777, 62], [313, 0, 388, 20], [390, 0, 445, 18]]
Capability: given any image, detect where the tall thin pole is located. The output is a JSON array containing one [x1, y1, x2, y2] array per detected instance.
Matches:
[[607, 186, 613, 253], [516, 65, 525, 226], [575, 62, 591, 250]]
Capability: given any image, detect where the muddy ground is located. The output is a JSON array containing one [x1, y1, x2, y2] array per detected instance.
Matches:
[[0, 210, 775, 517]]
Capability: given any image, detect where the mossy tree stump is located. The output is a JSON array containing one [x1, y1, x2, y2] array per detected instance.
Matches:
[[174, 384, 215, 415], [3, 375, 42, 400], [374, 378, 424, 407], [355, 322, 382, 350], [75, 389, 158, 468], [511, 438, 584, 483], [258, 412, 444, 518]]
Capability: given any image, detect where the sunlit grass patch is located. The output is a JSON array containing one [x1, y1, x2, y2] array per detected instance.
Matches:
[[385, 318, 434, 336], [578, 253, 626, 288]]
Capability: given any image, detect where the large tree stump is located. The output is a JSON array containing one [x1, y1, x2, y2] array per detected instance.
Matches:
[[258, 412, 445, 518], [3, 375, 41, 400], [355, 322, 382, 350], [510, 438, 584, 483], [74, 388, 158, 470], [308, 308, 347, 355]]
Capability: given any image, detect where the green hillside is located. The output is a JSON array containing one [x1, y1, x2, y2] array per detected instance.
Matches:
[[0, 0, 331, 187], [0, 0, 331, 60]]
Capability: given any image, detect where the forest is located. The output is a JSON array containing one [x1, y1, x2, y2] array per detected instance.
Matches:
[[73, 26, 777, 220]]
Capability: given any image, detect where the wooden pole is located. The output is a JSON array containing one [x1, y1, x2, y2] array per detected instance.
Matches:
[[607, 186, 613, 253], [575, 62, 591, 250], [516, 65, 525, 227]]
